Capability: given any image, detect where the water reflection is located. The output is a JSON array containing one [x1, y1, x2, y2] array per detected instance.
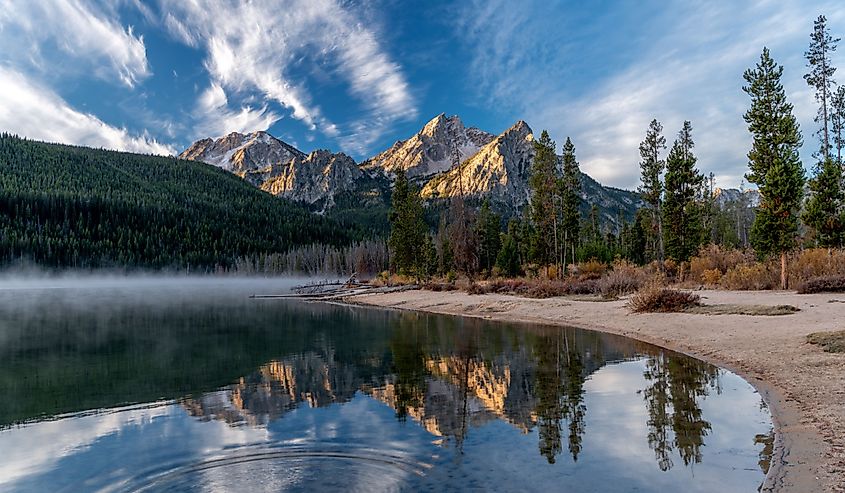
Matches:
[[0, 282, 772, 492]]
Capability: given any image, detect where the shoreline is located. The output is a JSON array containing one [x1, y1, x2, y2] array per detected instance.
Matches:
[[343, 289, 844, 493]]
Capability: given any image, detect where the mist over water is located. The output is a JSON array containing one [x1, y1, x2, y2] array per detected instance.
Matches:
[[0, 279, 773, 492]]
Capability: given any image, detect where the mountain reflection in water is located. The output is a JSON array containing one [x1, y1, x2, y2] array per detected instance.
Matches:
[[0, 281, 772, 492]]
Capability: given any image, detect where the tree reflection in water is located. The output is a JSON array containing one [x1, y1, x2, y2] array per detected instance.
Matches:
[[0, 295, 735, 474], [642, 351, 719, 471]]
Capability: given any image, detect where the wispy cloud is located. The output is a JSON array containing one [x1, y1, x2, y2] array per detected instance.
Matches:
[[456, 0, 845, 189], [156, 0, 416, 153], [195, 83, 281, 138], [0, 0, 150, 87], [0, 67, 174, 155]]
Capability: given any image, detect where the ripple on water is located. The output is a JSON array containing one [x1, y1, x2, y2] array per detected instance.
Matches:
[[120, 443, 433, 493]]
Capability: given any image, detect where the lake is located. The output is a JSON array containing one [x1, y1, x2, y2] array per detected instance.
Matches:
[[0, 278, 772, 492]]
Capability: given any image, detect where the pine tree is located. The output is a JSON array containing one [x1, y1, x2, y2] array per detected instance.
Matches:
[[832, 86, 845, 164], [805, 15, 839, 160], [530, 130, 559, 267], [559, 137, 581, 271], [388, 170, 428, 279], [663, 121, 704, 262], [803, 157, 844, 247], [743, 48, 806, 289], [475, 199, 502, 273], [638, 119, 667, 264]]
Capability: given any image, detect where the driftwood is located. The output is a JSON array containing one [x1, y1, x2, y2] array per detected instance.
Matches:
[[251, 273, 418, 301]]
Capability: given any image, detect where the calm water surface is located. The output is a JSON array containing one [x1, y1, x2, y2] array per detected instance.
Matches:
[[0, 279, 773, 492]]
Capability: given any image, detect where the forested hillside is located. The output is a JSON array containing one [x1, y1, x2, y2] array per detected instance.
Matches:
[[0, 135, 354, 270]]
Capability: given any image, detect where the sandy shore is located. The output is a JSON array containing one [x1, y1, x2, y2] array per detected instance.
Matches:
[[345, 289, 845, 493]]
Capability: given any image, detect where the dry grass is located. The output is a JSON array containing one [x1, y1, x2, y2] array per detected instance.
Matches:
[[789, 249, 845, 281], [689, 245, 755, 281], [806, 330, 845, 353], [686, 304, 800, 316], [628, 285, 701, 313], [423, 281, 458, 292], [796, 275, 845, 294], [598, 260, 650, 297], [719, 263, 778, 290], [574, 259, 608, 280]]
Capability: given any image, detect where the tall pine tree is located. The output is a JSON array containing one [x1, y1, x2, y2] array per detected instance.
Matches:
[[743, 48, 806, 289], [475, 200, 502, 273], [388, 170, 428, 279], [663, 121, 704, 262], [638, 119, 667, 264], [559, 137, 582, 271], [804, 15, 839, 160], [530, 130, 559, 268], [831, 86, 845, 163], [804, 157, 844, 247]]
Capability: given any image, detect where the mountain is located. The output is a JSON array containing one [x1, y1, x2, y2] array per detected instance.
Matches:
[[179, 114, 644, 226], [713, 187, 760, 207], [235, 150, 360, 209], [179, 130, 304, 174], [421, 120, 534, 207], [362, 113, 495, 179], [420, 120, 643, 222], [0, 134, 354, 269]]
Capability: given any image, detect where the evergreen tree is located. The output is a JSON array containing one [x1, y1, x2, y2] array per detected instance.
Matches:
[[804, 15, 840, 160], [559, 137, 582, 271], [628, 211, 648, 265], [496, 219, 522, 277], [475, 200, 502, 273], [743, 48, 806, 288], [388, 170, 428, 279], [803, 157, 844, 247], [832, 85, 845, 164], [638, 119, 667, 264], [530, 130, 559, 267], [435, 213, 454, 276], [663, 121, 704, 262]]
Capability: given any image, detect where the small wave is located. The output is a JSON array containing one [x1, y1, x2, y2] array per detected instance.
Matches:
[[118, 443, 432, 492]]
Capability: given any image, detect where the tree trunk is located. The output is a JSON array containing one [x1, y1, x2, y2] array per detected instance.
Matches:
[[780, 251, 788, 290], [656, 202, 665, 265]]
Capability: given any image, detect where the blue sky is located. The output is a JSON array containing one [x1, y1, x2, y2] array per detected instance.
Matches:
[[0, 0, 842, 189]]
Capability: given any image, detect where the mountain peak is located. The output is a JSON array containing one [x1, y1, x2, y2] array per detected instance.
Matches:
[[421, 119, 534, 206], [363, 113, 495, 178], [180, 131, 304, 172]]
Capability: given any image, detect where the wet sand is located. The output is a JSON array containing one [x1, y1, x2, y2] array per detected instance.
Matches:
[[345, 289, 845, 492]]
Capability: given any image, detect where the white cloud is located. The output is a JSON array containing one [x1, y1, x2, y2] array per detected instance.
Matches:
[[456, 0, 845, 189], [0, 0, 150, 87], [195, 83, 282, 138], [0, 67, 175, 155], [157, 0, 416, 152]]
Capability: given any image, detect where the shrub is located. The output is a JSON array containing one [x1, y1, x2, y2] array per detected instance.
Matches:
[[789, 249, 845, 283], [628, 284, 701, 313], [719, 263, 778, 290], [466, 282, 486, 295], [599, 260, 649, 297], [701, 269, 722, 286], [689, 245, 755, 280], [576, 259, 608, 280], [424, 281, 457, 292], [807, 330, 845, 353], [796, 275, 845, 294], [663, 259, 679, 281]]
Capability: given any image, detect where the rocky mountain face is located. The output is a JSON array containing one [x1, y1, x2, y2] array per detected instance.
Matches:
[[179, 131, 303, 174], [179, 114, 643, 223], [248, 150, 366, 210], [362, 113, 495, 179], [713, 187, 760, 207], [421, 120, 534, 207]]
